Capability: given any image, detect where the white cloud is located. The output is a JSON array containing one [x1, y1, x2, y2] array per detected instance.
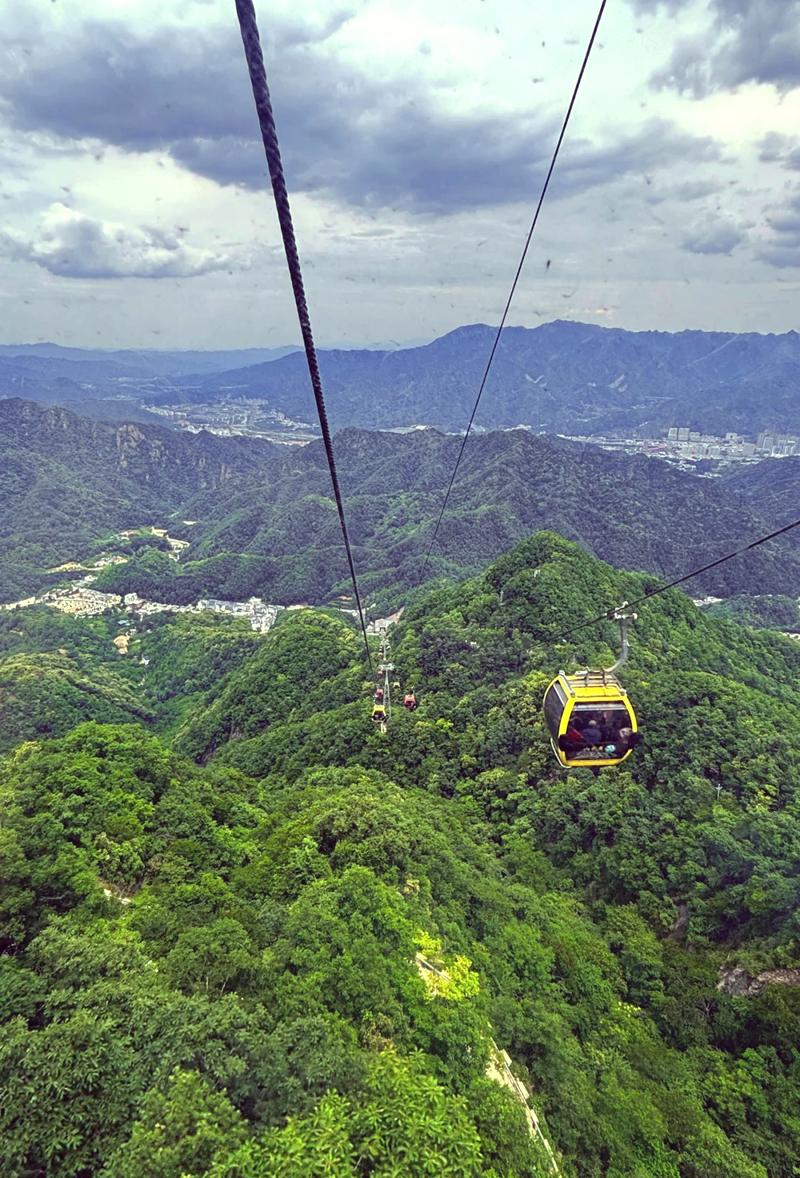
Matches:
[[0, 203, 237, 279], [759, 133, 800, 170], [681, 217, 744, 255], [757, 189, 800, 268], [647, 0, 800, 96]]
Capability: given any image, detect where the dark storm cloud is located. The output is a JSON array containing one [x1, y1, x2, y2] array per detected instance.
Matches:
[[0, 11, 558, 211], [0, 8, 720, 215], [170, 106, 562, 214], [553, 120, 722, 196], [638, 0, 800, 96], [681, 218, 744, 254]]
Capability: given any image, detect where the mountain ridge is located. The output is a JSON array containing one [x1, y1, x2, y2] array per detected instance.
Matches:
[[3, 319, 800, 436], [165, 318, 800, 436], [4, 396, 800, 610], [2, 533, 799, 1175], [0, 398, 281, 599]]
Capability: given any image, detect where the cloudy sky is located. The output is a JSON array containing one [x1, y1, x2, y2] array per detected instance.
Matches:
[[1, 0, 799, 348]]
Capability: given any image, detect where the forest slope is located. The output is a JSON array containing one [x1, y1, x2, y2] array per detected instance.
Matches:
[[101, 426, 800, 607], [0, 398, 277, 599], [2, 534, 798, 1176]]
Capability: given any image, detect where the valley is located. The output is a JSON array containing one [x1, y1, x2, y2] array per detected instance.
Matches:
[[1, 579, 283, 633]]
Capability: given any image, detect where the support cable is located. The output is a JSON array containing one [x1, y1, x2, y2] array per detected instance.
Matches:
[[563, 515, 800, 640], [234, 0, 373, 673], [420, 0, 608, 579]]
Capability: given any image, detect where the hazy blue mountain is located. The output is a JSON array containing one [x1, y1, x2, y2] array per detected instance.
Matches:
[[0, 343, 297, 376], [166, 320, 800, 436], [4, 322, 799, 439], [0, 346, 300, 429]]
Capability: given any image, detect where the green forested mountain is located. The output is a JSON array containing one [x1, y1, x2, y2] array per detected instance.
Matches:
[[0, 398, 276, 599], [171, 427, 800, 606], [2, 534, 799, 1177], [5, 397, 800, 609], [705, 594, 800, 631], [723, 457, 800, 524], [0, 607, 260, 753]]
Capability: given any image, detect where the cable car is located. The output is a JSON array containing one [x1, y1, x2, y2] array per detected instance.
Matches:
[[370, 637, 394, 733], [543, 604, 641, 769], [543, 669, 639, 768]]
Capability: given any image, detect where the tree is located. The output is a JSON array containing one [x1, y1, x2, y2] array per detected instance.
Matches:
[[103, 1069, 248, 1178], [210, 1051, 484, 1178]]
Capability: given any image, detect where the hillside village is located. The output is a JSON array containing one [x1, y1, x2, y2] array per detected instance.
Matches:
[[0, 523, 400, 652]]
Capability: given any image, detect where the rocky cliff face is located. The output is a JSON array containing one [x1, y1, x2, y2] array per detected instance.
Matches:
[[718, 966, 800, 997], [0, 398, 275, 494]]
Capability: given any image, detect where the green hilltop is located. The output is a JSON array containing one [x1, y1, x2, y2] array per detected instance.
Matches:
[[1, 534, 799, 1176]]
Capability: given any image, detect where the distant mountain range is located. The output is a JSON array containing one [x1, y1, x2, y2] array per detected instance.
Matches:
[[3, 397, 800, 609], [176, 319, 799, 436], [0, 344, 297, 424], [0, 342, 296, 377], [2, 320, 799, 437]]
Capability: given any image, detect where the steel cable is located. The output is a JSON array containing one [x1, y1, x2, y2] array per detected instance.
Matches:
[[420, 0, 608, 579], [235, 0, 374, 673], [563, 515, 800, 640]]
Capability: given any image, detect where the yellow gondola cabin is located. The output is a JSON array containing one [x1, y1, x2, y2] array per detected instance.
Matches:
[[543, 669, 639, 769]]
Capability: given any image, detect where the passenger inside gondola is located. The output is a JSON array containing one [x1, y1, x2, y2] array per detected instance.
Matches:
[[569, 706, 632, 758], [544, 670, 638, 768], [581, 716, 603, 746]]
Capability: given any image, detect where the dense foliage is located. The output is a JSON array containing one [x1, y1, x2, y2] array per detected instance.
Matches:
[[2, 534, 799, 1176], [705, 593, 800, 631], [0, 608, 257, 751], [0, 399, 270, 601]]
